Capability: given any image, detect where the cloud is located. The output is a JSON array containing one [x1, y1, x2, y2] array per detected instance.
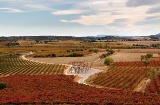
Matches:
[[146, 15, 160, 20], [146, 5, 160, 14], [126, 0, 160, 7], [24, 4, 53, 11], [0, 8, 24, 13], [60, 6, 149, 26], [135, 19, 160, 26], [52, 10, 87, 15], [60, 12, 114, 25], [60, 20, 69, 22], [108, 18, 128, 27]]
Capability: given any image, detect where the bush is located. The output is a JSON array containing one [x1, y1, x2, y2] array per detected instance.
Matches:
[[108, 49, 115, 54], [66, 53, 84, 57], [89, 48, 99, 53], [51, 54, 56, 57], [0, 82, 8, 90], [104, 58, 114, 66], [100, 54, 107, 58], [93, 48, 99, 53], [148, 68, 158, 79], [89, 49, 93, 52], [146, 53, 153, 59], [66, 50, 70, 52]]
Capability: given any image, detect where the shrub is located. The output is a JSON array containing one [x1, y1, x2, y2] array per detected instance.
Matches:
[[0, 82, 8, 90], [104, 58, 114, 66], [66, 53, 84, 57], [100, 54, 107, 58], [93, 48, 99, 53], [108, 49, 115, 54], [89, 49, 93, 52], [148, 68, 158, 79], [143, 60, 150, 67], [146, 53, 153, 59], [66, 50, 70, 52], [89, 48, 99, 53], [51, 54, 56, 57]]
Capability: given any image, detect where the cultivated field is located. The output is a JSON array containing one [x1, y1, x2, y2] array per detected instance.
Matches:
[[0, 55, 66, 76], [145, 74, 160, 94], [0, 40, 160, 104], [118, 41, 160, 46], [87, 67, 149, 90], [0, 75, 160, 104]]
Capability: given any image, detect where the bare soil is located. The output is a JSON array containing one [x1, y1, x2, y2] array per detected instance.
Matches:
[[27, 48, 160, 70], [134, 78, 151, 92], [28, 52, 107, 70], [74, 76, 82, 82]]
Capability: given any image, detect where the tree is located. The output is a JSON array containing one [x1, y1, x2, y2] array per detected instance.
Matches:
[[158, 52, 160, 57], [141, 55, 145, 61], [148, 68, 158, 79], [146, 53, 153, 59], [107, 49, 115, 55], [51, 53, 56, 57], [0, 82, 8, 90], [143, 60, 150, 67], [105, 43, 110, 49], [104, 58, 114, 66]]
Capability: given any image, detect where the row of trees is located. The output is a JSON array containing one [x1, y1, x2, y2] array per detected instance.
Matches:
[[100, 49, 115, 58]]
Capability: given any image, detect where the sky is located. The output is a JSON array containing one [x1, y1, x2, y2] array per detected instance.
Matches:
[[0, 0, 160, 37]]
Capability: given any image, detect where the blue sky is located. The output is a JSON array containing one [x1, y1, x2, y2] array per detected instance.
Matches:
[[0, 0, 160, 36]]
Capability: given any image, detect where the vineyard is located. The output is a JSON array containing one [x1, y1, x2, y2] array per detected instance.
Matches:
[[0, 75, 160, 104], [87, 60, 160, 91], [145, 74, 160, 94], [113, 61, 160, 67], [88, 67, 149, 90], [0, 55, 66, 76]]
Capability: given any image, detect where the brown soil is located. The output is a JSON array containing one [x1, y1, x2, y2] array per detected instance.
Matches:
[[73, 76, 82, 82], [134, 78, 151, 92]]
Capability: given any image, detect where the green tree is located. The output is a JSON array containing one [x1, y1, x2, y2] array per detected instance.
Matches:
[[141, 55, 145, 61], [107, 49, 115, 55], [0, 82, 8, 90], [105, 43, 110, 49], [93, 48, 99, 53], [143, 60, 150, 67], [104, 58, 114, 66], [146, 53, 153, 59], [148, 68, 158, 79]]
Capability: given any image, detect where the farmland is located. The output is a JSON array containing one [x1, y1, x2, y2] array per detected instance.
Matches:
[[145, 74, 160, 94], [0, 55, 66, 76], [87, 67, 149, 90], [0, 40, 160, 104], [0, 75, 160, 104]]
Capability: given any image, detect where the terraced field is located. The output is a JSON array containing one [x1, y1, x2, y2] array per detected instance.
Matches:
[[0, 55, 66, 76]]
